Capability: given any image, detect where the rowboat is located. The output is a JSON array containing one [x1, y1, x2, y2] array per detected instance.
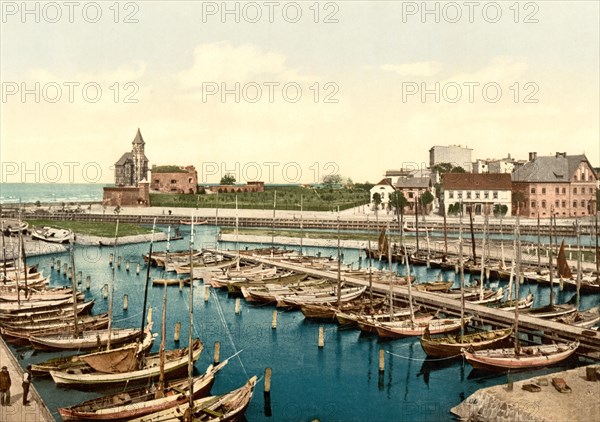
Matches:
[[552, 307, 600, 329], [127, 375, 257, 422], [419, 327, 513, 359], [31, 226, 73, 243], [462, 341, 580, 371], [57, 360, 227, 421], [29, 326, 142, 351], [50, 338, 203, 387], [0, 299, 94, 321], [278, 285, 367, 308], [375, 316, 469, 339]]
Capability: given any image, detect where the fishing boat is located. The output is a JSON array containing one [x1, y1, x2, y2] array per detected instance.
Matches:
[[28, 327, 143, 351], [414, 281, 453, 292], [225, 272, 307, 294], [57, 360, 228, 421], [31, 226, 73, 243], [278, 285, 367, 308], [462, 341, 580, 371], [152, 277, 190, 286], [375, 316, 470, 339], [0, 314, 110, 344], [179, 219, 208, 225], [553, 306, 600, 329], [49, 338, 203, 387], [127, 376, 258, 422], [420, 327, 513, 358], [300, 297, 386, 320]]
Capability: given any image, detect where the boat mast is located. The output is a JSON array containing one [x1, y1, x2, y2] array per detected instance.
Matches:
[[214, 192, 219, 250], [536, 211, 541, 274], [367, 216, 373, 307], [157, 228, 169, 399], [337, 215, 342, 308], [401, 219, 414, 324], [271, 190, 276, 259], [415, 192, 420, 252], [499, 214, 505, 269], [18, 228, 29, 299], [235, 196, 240, 270], [548, 210, 554, 308], [468, 206, 477, 266], [0, 220, 7, 280], [107, 220, 120, 350], [300, 195, 304, 255], [513, 209, 522, 355], [187, 216, 195, 414], [596, 209, 599, 284], [140, 219, 156, 342], [575, 218, 581, 310], [478, 214, 487, 301], [442, 210, 448, 258], [387, 224, 393, 321], [459, 211, 465, 341], [70, 245, 79, 338]]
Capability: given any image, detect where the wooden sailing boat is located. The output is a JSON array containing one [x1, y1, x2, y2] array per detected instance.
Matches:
[[420, 211, 512, 358], [462, 211, 580, 371]]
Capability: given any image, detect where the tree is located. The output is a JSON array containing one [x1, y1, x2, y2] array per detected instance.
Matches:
[[372, 192, 382, 211], [512, 191, 525, 208], [389, 191, 408, 214], [322, 174, 343, 187], [494, 204, 508, 217], [220, 174, 236, 185], [354, 181, 374, 191], [420, 191, 434, 207], [114, 205, 121, 215]]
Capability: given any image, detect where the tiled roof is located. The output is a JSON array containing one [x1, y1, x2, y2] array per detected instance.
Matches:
[[512, 154, 592, 183], [442, 173, 512, 190], [115, 152, 133, 166], [395, 177, 430, 189], [375, 178, 395, 188]]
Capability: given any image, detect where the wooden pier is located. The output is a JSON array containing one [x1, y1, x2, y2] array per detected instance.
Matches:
[[210, 250, 600, 359]]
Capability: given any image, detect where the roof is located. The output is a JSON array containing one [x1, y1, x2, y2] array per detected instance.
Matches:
[[132, 128, 145, 145], [374, 178, 395, 188], [115, 152, 133, 166], [442, 173, 512, 190], [395, 176, 430, 189], [512, 154, 593, 183]]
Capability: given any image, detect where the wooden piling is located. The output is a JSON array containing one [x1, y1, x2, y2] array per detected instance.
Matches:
[[85, 275, 91, 290], [77, 271, 82, 284], [63, 263, 68, 275], [126, 259, 130, 271], [108, 253, 113, 266], [147, 307, 153, 325], [67, 267, 72, 279], [235, 298, 241, 314], [271, 310, 277, 329], [204, 285, 210, 302], [379, 349, 385, 373], [123, 294, 128, 310], [102, 284, 108, 299], [264, 367, 272, 417], [117, 256, 122, 268], [213, 341, 221, 364], [318, 326, 324, 348], [174, 321, 181, 342], [264, 367, 272, 393], [56, 259, 61, 270], [136, 263, 140, 274], [179, 279, 184, 291], [50, 257, 54, 269]]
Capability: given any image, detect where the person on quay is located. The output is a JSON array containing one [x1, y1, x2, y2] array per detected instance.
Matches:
[[0, 366, 11, 406], [22, 365, 32, 406]]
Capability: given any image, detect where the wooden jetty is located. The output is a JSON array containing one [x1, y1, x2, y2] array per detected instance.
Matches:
[[209, 249, 600, 359]]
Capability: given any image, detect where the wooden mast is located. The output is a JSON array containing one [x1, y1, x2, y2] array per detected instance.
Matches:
[[401, 217, 414, 324], [548, 212, 554, 308], [70, 245, 79, 338], [336, 215, 341, 308], [139, 219, 156, 342], [107, 220, 119, 350], [367, 216, 373, 308], [458, 211, 465, 341], [156, 228, 170, 399], [300, 195, 303, 255], [536, 211, 542, 274], [478, 214, 487, 301], [575, 218, 581, 310], [468, 205, 477, 265], [513, 209, 522, 354], [271, 190, 276, 259], [187, 216, 195, 416]]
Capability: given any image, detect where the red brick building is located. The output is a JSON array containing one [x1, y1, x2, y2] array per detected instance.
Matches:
[[102, 180, 149, 207], [512, 152, 597, 218], [205, 181, 265, 194], [151, 165, 198, 194]]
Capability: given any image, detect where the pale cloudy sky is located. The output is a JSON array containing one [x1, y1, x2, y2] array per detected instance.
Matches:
[[1, 1, 598, 184]]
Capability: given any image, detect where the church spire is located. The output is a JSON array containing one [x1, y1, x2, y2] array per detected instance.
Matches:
[[132, 128, 145, 145]]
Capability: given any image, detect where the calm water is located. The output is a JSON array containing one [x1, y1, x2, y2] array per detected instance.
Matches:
[[7, 226, 599, 421], [0, 183, 104, 205]]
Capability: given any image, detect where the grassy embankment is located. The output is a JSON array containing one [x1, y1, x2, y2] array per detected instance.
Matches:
[[26, 220, 152, 237], [150, 186, 369, 212]]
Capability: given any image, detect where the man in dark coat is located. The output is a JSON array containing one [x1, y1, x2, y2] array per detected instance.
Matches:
[[0, 366, 11, 406]]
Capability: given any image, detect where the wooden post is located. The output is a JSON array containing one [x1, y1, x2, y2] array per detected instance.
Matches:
[[102, 283, 108, 299], [213, 341, 220, 364], [174, 321, 181, 342], [50, 257, 54, 269], [63, 263, 68, 275], [204, 285, 210, 302], [264, 367, 272, 393], [117, 256, 122, 268], [136, 263, 140, 274], [85, 275, 91, 290], [318, 326, 324, 348], [379, 349, 385, 373], [179, 279, 184, 291], [271, 310, 277, 329], [264, 367, 272, 417], [56, 259, 61, 270], [123, 294, 128, 310], [67, 267, 72, 279], [235, 298, 241, 314], [108, 253, 113, 266], [77, 270, 82, 284], [147, 307, 153, 325], [125, 259, 130, 271]]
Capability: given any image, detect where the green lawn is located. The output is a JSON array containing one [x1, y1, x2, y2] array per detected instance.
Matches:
[[150, 186, 369, 211], [26, 219, 152, 237], [221, 227, 392, 242]]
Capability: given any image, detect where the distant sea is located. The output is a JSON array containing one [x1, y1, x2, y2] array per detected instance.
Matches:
[[0, 183, 105, 205]]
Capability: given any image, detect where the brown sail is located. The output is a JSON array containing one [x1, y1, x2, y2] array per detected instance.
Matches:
[[557, 240, 572, 279]]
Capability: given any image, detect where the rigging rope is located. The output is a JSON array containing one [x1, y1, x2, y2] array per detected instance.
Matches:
[[385, 350, 461, 362], [212, 287, 249, 379]]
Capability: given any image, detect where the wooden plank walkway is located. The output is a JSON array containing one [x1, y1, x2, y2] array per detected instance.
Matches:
[[210, 249, 600, 357]]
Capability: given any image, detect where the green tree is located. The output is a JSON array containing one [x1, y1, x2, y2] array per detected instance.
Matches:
[[220, 174, 236, 185], [389, 191, 408, 214], [322, 174, 343, 187], [512, 191, 525, 208], [494, 204, 508, 217], [372, 192, 382, 211]]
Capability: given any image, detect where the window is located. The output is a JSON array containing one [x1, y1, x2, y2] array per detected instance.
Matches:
[[555, 187, 559, 194], [542, 188, 546, 194], [562, 200, 566, 208], [531, 201, 536, 208], [590, 188, 594, 194], [590, 175, 594, 181], [573, 201, 577, 208], [541, 200, 546, 208], [562, 188, 566, 194], [475, 192, 480, 199], [188, 177, 193, 183], [581, 200, 586, 208], [408, 192, 414, 199], [467, 192, 472, 199], [493, 192, 498, 199], [458, 192, 463, 199], [170, 179, 176, 184], [484, 191, 489, 199], [530, 187, 536, 194], [448, 191, 454, 199], [154, 179, 159, 183], [555, 200, 559, 208], [573, 187, 577, 194]]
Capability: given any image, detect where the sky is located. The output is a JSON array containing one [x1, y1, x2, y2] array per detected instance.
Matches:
[[1, 1, 599, 184]]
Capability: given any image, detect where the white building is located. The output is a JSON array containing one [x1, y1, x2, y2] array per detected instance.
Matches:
[[370, 178, 396, 210], [429, 145, 473, 172], [442, 173, 512, 216]]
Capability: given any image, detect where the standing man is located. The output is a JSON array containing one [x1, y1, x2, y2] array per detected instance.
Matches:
[[0, 366, 10, 406], [22, 365, 32, 406]]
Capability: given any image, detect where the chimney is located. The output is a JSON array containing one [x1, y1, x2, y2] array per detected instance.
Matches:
[[555, 152, 567, 158], [528, 152, 537, 162]]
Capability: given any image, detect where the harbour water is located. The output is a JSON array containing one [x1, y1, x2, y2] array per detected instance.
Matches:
[[6, 225, 599, 421]]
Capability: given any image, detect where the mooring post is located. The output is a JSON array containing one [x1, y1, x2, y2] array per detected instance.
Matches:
[[117, 256, 122, 269], [174, 321, 181, 342], [379, 349, 385, 373], [264, 367, 272, 417], [123, 294, 128, 310], [204, 285, 210, 302], [102, 284, 108, 299], [125, 259, 130, 271], [85, 275, 91, 290], [136, 263, 140, 274], [235, 298, 241, 314], [213, 341, 220, 365], [271, 310, 277, 329], [318, 326, 324, 348]]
